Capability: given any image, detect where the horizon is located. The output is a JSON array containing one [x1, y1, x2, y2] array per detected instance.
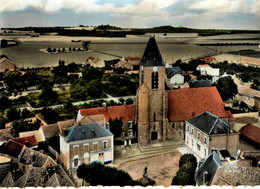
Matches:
[[0, 0, 260, 30]]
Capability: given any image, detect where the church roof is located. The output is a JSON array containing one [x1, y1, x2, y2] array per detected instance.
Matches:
[[168, 87, 229, 122], [140, 37, 165, 67]]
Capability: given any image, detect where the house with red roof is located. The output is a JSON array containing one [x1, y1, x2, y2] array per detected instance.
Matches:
[[0, 57, 19, 73], [239, 123, 260, 148], [77, 104, 136, 145], [12, 135, 38, 148]]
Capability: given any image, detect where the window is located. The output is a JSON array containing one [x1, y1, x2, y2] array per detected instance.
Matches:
[[93, 142, 98, 151], [84, 144, 89, 152], [73, 145, 79, 155], [153, 124, 156, 130], [186, 137, 189, 144], [151, 72, 159, 89], [103, 141, 108, 149], [197, 144, 201, 151], [187, 125, 189, 132], [204, 137, 207, 144], [192, 139, 194, 146], [154, 113, 156, 121], [172, 123, 175, 129], [197, 132, 200, 140], [128, 121, 133, 128], [191, 128, 193, 134], [74, 158, 79, 167], [204, 149, 207, 157]]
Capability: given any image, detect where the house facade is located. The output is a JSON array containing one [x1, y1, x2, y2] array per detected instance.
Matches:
[[59, 123, 114, 169], [185, 112, 239, 159]]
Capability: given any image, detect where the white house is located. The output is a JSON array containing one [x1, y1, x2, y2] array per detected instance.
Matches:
[[166, 67, 184, 86], [59, 122, 114, 169], [197, 64, 220, 82], [185, 112, 239, 160]]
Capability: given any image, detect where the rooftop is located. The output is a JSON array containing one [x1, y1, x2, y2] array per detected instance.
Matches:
[[168, 87, 228, 122], [195, 152, 223, 186], [239, 123, 260, 144], [166, 67, 182, 78], [12, 135, 38, 147], [140, 37, 165, 67], [187, 112, 231, 135], [188, 80, 212, 88], [80, 104, 136, 122], [66, 122, 113, 142], [0, 140, 24, 158]]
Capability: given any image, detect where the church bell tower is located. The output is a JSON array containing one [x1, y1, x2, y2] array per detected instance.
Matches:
[[137, 37, 168, 146]]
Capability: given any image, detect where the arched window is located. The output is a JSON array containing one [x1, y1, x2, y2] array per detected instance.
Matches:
[[153, 113, 156, 121]]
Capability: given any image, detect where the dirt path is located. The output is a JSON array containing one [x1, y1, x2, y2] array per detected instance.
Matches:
[[119, 151, 182, 187]]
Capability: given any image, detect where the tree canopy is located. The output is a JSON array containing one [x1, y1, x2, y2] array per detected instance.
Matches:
[[77, 162, 141, 186], [215, 76, 238, 101], [172, 154, 197, 186]]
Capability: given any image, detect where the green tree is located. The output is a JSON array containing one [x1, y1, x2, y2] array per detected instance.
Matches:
[[77, 162, 141, 186], [11, 119, 40, 137], [172, 154, 197, 186], [39, 108, 60, 124], [215, 76, 238, 101], [47, 46, 52, 53], [38, 85, 58, 106], [82, 66, 104, 81], [86, 79, 103, 98], [0, 95, 11, 111], [109, 117, 123, 138], [4, 108, 20, 122]]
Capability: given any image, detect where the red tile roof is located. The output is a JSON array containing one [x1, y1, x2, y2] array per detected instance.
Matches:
[[168, 87, 229, 122], [200, 57, 215, 62], [0, 140, 24, 158], [239, 123, 260, 144], [12, 135, 38, 147], [80, 104, 136, 122], [125, 56, 142, 61]]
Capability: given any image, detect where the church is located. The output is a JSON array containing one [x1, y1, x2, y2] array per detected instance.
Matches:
[[77, 37, 233, 146]]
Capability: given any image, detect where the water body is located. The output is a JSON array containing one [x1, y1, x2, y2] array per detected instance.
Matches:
[[0, 34, 259, 68]]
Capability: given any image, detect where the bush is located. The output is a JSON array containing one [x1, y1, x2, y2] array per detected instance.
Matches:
[[77, 162, 141, 186], [172, 154, 197, 186]]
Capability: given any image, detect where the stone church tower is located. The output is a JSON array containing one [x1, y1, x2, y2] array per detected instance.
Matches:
[[137, 37, 168, 146]]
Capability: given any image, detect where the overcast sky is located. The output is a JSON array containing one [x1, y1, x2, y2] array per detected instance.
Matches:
[[0, 0, 260, 29]]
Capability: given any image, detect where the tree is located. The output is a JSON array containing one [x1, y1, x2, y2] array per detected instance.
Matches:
[[11, 119, 40, 137], [21, 109, 34, 119], [0, 95, 11, 111], [4, 108, 20, 122], [109, 117, 123, 138], [215, 76, 238, 101], [1, 39, 8, 48], [86, 79, 103, 99], [82, 66, 104, 81], [47, 47, 52, 53], [40, 108, 60, 124], [77, 162, 141, 186], [38, 85, 58, 106], [172, 154, 197, 186], [126, 98, 134, 105]]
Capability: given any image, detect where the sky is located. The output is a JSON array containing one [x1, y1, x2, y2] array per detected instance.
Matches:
[[0, 0, 260, 30]]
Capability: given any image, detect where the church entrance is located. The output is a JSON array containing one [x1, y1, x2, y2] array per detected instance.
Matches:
[[151, 132, 158, 140]]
